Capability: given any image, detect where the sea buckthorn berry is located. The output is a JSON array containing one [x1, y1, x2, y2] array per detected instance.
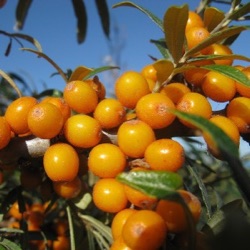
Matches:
[[53, 176, 82, 199], [204, 43, 233, 65], [185, 26, 211, 54], [0, 117, 11, 150], [122, 210, 167, 250], [235, 66, 250, 98], [117, 119, 156, 158], [115, 70, 150, 109], [160, 82, 191, 104], [63, 80, 98, 114], [92, 178, 128, 213], [28, 102, 64, 139], [141, 64, 157, 82], [176, 92, 212, 128], [111, 208, 137, 240], [5, 96, 38, 135], [43, 143, 79, 182], [201, 71, 236, 102], [41, 96, 71, 123], [183, 59, 215, 87], [25, 210, 44, 231], [144, 139, 185, 172], [226, 96, 250, 133], [93, 98, 126, 129], [8, 201, 30, 220], [156, 190, 201, 233], [85, 77, 106, 100], [88, 143, 127, 178], [203, 115, 240, 158], [135, 93, 176, 129], [52, 236, 70, 250], [110, 236, 132, 250], [185, 11, 204, 32], [64, 114, 102, 148]]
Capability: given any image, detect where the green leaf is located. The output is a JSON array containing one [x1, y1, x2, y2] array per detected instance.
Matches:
[[164, 4, 189, 64], [69, 66, 93, 82], [0, 238, 22, 250], [82, 66, 119, 80], [171, 110, 239, 158], [229, 2, 250, 21], [204, 7, 225, 32], [71, 0, 87, 44], [15, 0, 32, 30], [95, 0, 110, 38], [153, 59, 174, 83], [185, 26, 246, 58], [201, 64, 250, 86], [117, 170, 183, 199], [150, 39, 171, 59], [112, 1, 163, 31], [12, 33, 42, 52]]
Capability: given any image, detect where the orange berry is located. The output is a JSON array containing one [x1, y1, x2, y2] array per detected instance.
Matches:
[[52, 236, 70, 250], [53, 176, 82, 199], [111, 208, 137, 240], [28, 102, 64, 139], [135, 93, 176, 129], [63, 80, 98, 114], [88, 143, 127, 178], [0, 116, 11, 150], [64, 114, 102, 148], [183, 59, 215, 87], [226, 96, 250, 133], [115, 71, 150, 109], [141, 64, 157, 82], [185, 26, 211, 54], [117, 119, 156, 158], [235, 66, 250, 98], [160, 82, 191, 104], [185, 11, 204, 32], [93, 98, 126, 129], [5, 96, 38, 135], [201, 71, 236, 102], [204, 43, 233, 65], [41, 96, 71, 123], [203, 115, 240, 157], [110, 236, 132, 250], [92, 178, 128, 213], [144, 139, 185, 172], [53, 219, 69, 236], [156, 190, 201, 233], [43, 143, 79, 182], [176, 92, 212, 128], [85, 77, 106, 100], [122, 210, 167, 250], [8, 201, 29, 220], [25, 210, 44, 231]]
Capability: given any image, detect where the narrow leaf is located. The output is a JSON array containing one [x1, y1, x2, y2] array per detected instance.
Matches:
[[204, 7, 225, 32], [95, 0, 110, 38], [15, 0, 32, 30], [201, 64, 250, 86], [185, 26, 246, 58], [117, 170, 183, 199], [12, 33, 42, 52], [150, 38, 171, 59], [72, 0, 87, 43], [229, 2, 250, 21], [20, 48, 68, 83], [69, 66, 93, 82], [112, 1, 163, 31], [187, 54, 250, 63], [164, 4, 189, 63], [153, 59, 174, 83], [0, 238, 22, 250], [4, 39, 12, 57], [0, 70, 22, 97], [82, 66, 119, 80]]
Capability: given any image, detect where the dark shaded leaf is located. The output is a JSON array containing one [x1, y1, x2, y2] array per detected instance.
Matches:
[[204, 7, 225, 32], [95, 0, 110, 38], [4, 39, 12, 57], [150, 38, 170, 59], [153, 59, 174, 83], [229, 2, 250, 21], [15, 0, 32, 30], [185, 26, 246, 58], [117, 170, 183, 199], [164, 4, 189, 63], [201, 64, 250, 86], [113, 1, 163, 31], [35, 89, 63, 99], [72, 0, 87, 44]]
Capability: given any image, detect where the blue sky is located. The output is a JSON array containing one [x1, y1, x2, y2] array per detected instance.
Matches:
[[1, 0, 250, 155]]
